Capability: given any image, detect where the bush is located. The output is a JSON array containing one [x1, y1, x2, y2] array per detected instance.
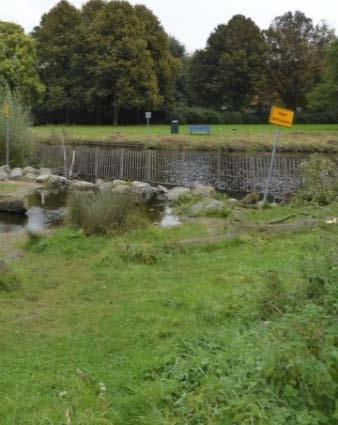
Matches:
[[167, 106, 223, 124], [0, 86, 32, 166], [67, 190, 149, 235], [295, 154, 338, 205]]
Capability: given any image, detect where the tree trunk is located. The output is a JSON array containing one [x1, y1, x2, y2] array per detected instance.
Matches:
[[113, 102, 119, 126]]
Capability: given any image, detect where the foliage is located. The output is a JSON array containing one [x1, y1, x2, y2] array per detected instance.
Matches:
[[0, 21, 44, 105], [67, 190, 149, 235], [295, 154, 338, 205], [308, 41, 338, 112], [0, 267, 21, 292], [188, 15, 268, 111], [264, 11, 335, 110], [0, 86, 33, 165]]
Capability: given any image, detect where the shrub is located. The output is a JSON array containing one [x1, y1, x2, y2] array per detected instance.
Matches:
[[167, 106, 223, 124], [0, 261, 21, 292], [67, 190, 149, 235], [0, 86, 32, 166], [295, 154, 338, 205]]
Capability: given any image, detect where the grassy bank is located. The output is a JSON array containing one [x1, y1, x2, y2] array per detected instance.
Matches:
[[32, 124, 338, 152], [0, 202, 337, 424]]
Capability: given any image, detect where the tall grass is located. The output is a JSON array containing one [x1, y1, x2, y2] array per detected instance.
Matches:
[[67, 190, 149, 235], [0, 86, 32, 166]]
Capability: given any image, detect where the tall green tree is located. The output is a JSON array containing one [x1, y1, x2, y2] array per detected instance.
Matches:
[[307, 41, 338, 111], [0, 21, 44, 104], [265, 11, 335, 110], [188, 15, 267, 111], [85, 1, 160, 125], [32, 0, 82, 122]]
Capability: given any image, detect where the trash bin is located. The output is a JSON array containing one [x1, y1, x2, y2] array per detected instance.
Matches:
[[171, 120, 179, 134]]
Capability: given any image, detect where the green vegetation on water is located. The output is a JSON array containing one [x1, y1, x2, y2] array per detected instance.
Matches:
[[33, 124, 338, 152], [0, 201, 337, 424]]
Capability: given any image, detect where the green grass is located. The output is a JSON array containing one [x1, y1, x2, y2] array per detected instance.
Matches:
[[32, 124, 338, 152], [0, 203, 337, 424]]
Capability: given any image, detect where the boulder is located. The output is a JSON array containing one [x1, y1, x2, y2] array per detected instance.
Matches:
[[112, 184, 132, 194], [190, 199, 224, 215], [36, 174, 51, 183], [191, 182, 216, 197], [157, 185, 169, 194], [240, 192, 260, 205], [23, 172, 37, 182], [0, 168, 8, 181], [10, 168, 23, 180], [96, 179, 113, 191], [226, 198, 238, 208], [112, 179, 128, 187], [23, 166, 39, 176], [0, 165, 10, 174], [48, 175, 69, 188], [131, 181, 158, 201], [70, 180, 94, 191], [39, 167, 52, 176], [0, 197, 26, 213], [167, 187, 191, 202]]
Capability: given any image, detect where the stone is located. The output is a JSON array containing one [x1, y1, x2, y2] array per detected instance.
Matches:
[[70, 180, 94, 191], [112, 179, 128, 187], [157, 185, 169, 194], [96, 179, 113, 191], [191, 182, 216, 197], [112, 184, 132, 194], [226, 198, 238, 207], [48, 175, 69, 188], [0, 165, 10, 174], [36, 174, 51, 183], [39, 168, 51, 176], [0, 168, 9, 181], [23, 166, 39, 176], [131, 181, 158, 201], [190, 199, 224, 215], [240, 192, 260, 205], [10, 168, 23, 180], [0, 197, 26, 213], [23, 172, 37, 182], [167, 187, 191, 202]]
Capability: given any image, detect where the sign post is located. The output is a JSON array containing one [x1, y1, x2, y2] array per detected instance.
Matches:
[[2, 102, 11, 166], [263, 106, 294, 204], [145, 111, 152, 128]]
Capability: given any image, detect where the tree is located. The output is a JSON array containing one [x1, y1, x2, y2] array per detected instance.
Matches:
[[307, 41, 338, 111], [265, 11, 335, 110], [85, 1, 161, 125], [188, 15, 267, 111], [0, 21, 44, 104], [32, 0, 82, 122]]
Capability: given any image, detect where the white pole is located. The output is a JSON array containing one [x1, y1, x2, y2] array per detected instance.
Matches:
[[263, 127, 281, 204]]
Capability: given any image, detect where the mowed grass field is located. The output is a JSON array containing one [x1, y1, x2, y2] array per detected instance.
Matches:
[[32, 124, 338, 152]]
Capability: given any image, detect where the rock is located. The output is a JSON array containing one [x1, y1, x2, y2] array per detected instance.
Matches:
[[190, 199, 224, 215], [48, 175, 69, 188], [23, 166, 39, 176], [0, 197, 26, 213], [256, 201, 266, 209], [167, 187, 191, 202], [226, 198, 238, 207], [23, 173, 37, 182], [112, 179, 128, 187], [0, 168, 8, 181], [0, 165, 10, 174], [240, 192, 260, 205], [39, 168, 51, 176], [131, 181, 158, 201], [70, 180, 94, 191], [10, 168, 23, 180], [191, 182, 216, 197], [45, 207, 67, 225], [157, 185, 169, 194], [112, 184, 132, 194], [96, 179, 113, 191], [36, 174, 51, 183]]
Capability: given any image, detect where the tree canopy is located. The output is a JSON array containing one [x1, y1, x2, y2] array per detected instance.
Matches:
[[0, 21, 44, 104]]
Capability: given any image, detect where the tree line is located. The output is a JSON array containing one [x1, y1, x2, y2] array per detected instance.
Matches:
[[0, 0, 338, 124]]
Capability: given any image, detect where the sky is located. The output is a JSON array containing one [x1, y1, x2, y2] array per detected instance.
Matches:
[[1, 0, 338, 52]]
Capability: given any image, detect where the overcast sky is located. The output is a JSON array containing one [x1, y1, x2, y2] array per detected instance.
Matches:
[[1, 0, 338, 52]]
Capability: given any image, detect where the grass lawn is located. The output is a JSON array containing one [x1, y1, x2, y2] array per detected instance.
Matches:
[[0, 203, 337, 424], [32, 124, 338, 152]]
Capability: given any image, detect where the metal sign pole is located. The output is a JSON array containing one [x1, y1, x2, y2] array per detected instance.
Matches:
[[5, 115, 10, 166], [263, 127, 281, 204]]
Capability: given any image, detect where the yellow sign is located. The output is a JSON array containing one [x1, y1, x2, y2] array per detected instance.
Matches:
[[2, 102, 10, 118], [269, 106, 294, 128]]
